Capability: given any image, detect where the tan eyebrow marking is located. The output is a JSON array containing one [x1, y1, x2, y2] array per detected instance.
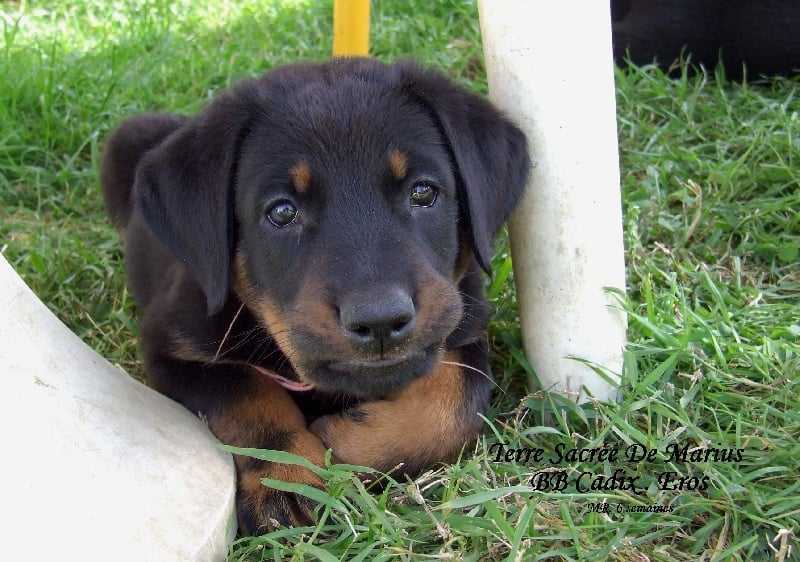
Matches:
[[289, 160, 312, 194], [388, 148, 409, 181]]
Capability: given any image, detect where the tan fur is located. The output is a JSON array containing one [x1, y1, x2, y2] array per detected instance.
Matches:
[[388, 148, 409, 181], [289, 160, 312, 194]]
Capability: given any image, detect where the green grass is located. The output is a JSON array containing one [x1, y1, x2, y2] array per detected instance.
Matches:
[[2, 1, 798, 560]]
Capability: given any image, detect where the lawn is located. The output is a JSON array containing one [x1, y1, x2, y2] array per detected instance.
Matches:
[[1, 0, 798, 560]]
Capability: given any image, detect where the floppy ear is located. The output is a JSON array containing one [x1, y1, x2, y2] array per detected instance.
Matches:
[[398, 63, 531, 274], [134, 86, 257, 315]]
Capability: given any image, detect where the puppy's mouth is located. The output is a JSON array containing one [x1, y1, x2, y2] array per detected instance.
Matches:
[[330, 352, 419, 371], [304, 344, 442, 398]]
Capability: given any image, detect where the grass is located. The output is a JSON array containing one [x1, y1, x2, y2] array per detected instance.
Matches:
[[1, 0, 798, 560]]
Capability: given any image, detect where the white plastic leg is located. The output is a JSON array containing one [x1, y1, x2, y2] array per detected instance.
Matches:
[[478, 1, 627, 402], [0, 254, 236, 560]]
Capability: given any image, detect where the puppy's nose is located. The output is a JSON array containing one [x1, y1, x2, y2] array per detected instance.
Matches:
[[339, 288, 416, 354]]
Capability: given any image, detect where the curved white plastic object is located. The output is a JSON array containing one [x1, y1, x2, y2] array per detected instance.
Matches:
[[0, 254, 236, 560], [478, 1, 627, 402]]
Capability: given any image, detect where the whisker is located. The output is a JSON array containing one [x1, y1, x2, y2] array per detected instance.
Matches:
[[441, 359, 504, 394], [457, 289, 491, 307], [214, 302, 246, 361], [213, 326, 260, 353]]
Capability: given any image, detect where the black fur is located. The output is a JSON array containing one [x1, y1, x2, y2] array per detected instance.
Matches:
[[612, 0, 800, 79]]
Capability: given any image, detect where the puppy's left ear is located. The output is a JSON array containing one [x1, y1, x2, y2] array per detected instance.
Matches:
[[399, 63, 531, 273]]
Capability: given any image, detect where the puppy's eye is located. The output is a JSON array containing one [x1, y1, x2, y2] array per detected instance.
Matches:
[[409, 181, 438, 207], [265, 200, 299, 227]]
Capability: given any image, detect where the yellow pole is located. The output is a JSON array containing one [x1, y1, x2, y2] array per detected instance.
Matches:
[[333, 0, 370, 56]]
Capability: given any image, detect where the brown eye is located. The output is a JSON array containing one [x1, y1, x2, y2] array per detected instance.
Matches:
[[410, 181, 438, 207], [265, 200, 299, 227]]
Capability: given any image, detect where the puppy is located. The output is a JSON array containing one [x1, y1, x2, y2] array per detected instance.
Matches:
[[101, 58, 529, 535]]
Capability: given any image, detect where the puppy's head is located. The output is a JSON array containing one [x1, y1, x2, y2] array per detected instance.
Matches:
[[135, 59, 529, 398]]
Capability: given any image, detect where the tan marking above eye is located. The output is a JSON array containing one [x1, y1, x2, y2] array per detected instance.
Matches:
[[388, 148, 409, 181], [289, 160, 312, 194]]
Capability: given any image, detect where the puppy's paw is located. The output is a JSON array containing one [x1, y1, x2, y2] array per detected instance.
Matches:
[[233, 429, 329, 535], [310, 401, 408, 473], [309, 358, 479, 477], [236, 463, 323, 534]]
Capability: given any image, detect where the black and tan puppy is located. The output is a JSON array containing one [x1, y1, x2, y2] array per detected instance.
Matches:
[[101, 58, 529, 535]]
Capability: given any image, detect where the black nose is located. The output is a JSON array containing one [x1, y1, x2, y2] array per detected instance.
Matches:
[[339, 288, 416, 354]]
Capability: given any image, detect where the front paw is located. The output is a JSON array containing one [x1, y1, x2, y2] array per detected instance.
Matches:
[[310, 356, 483, 478], [310, 401, 417, 474], [232, 428, 330, 535], [236, 458, 325, 535]]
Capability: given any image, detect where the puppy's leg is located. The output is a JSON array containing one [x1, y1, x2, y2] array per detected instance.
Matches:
[[146, 356, 328, 535], [211, 372, 329, 533], [309, 342, 492, 477]]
